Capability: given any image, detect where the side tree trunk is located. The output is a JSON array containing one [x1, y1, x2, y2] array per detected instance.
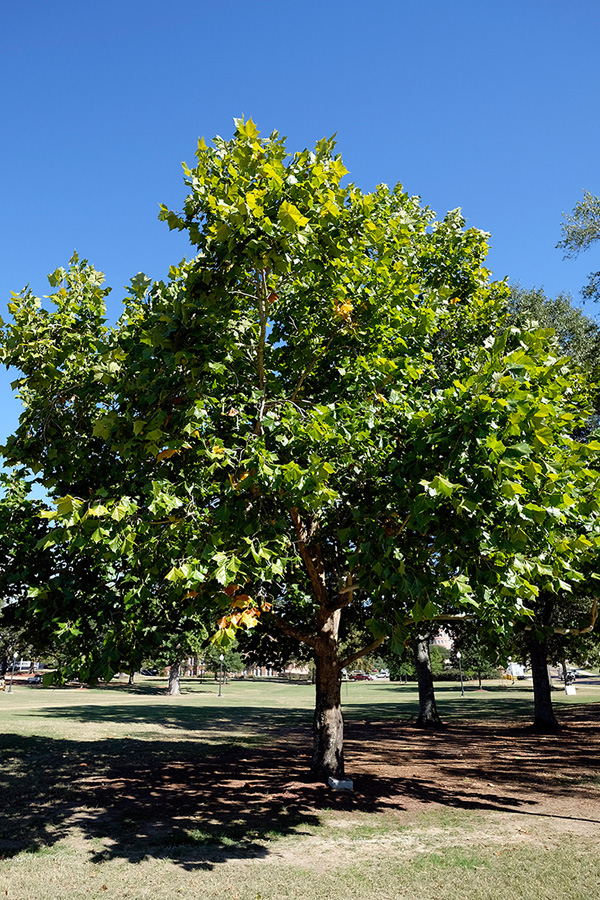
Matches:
[[311, 608, 344, 782], [528, 594, 559, 731], [167, 661, 181, 696], [529, 632, 559, 731], [414, 633, 443, 728], [128, 670, 135, 685]]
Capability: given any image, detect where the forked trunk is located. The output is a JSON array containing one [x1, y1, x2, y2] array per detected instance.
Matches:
[[414, 634, 443, 728], [311, 610, 344, 782], [167, 660, 181, 696], [529, 632, 559, 732]]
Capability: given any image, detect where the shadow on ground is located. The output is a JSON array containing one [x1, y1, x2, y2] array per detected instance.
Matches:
[[1, 701, 599, 869]]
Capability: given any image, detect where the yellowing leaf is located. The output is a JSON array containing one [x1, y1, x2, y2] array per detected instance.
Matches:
[[239, 609, 260, 628], [334, 298, 353, 321], [156, 448, 179, 461]]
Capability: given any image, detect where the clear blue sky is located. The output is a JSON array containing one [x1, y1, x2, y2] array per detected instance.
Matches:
[[1, 0, 599, 447]]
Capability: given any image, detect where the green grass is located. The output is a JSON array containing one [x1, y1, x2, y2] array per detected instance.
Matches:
[[1, 677, 599, 899]]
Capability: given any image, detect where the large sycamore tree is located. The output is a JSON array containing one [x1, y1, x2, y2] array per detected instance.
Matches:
[[3, 120, 600, 778]]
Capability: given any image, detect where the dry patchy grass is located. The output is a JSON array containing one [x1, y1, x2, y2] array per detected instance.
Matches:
[[1, 678, 599, 899]]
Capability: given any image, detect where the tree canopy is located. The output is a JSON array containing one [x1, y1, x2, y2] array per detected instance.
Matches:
[[2, 119, 600, 775]]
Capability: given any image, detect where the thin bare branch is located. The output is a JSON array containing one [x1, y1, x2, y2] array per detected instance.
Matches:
[[263, 398, 307, 418]]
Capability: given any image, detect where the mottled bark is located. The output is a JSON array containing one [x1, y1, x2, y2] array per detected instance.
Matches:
[[167, 660, 181, 696], [414, 634, 443, 728], [311, 608, 344, 782]]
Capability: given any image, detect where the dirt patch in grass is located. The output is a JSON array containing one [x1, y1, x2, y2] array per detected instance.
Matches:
[[344, 702, 600, 826]]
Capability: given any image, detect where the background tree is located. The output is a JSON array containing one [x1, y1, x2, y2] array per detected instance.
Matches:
[[449, 622, 500, 689], [557, 191, 600, 304], [509, 284, 600, 381], [203, 643, 244, 679], [0, 474, 55, 676], [386, 645, 415, 682]]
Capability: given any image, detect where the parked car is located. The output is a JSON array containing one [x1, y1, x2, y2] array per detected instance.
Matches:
[[27, 674, 42, 684], [375, 670, 389, 678], [348, 672, 373, 681], [140, 668, 159, 676]]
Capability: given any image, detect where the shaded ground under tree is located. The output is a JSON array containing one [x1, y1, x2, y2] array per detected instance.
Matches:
[[1, 698, 599, 868]]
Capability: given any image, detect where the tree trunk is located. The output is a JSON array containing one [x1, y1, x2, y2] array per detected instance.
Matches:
[[414, 634, 443, 728], [529, 631, 559, 732], [167, 661, 181, 696], [128, 670, 135, 685], [311, 609, 344, 782]]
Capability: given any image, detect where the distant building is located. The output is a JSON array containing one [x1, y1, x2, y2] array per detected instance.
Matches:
[[244, 662, 310, 678], [431, 629, 453, 651]]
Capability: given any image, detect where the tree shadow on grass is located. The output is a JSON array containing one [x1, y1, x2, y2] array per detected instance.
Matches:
[[2, 701, 599, 869], [26, 700, 312, 734], [0, 730, 325, 869]]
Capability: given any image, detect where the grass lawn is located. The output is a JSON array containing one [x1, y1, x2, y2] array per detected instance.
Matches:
[[1, 677, 600, 899]]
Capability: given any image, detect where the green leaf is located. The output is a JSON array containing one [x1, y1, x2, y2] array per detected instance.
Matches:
[[500, 481, 528, 498]]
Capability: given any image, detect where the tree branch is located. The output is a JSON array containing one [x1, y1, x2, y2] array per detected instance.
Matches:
[[340, 635, 387, 669], [268, 611, 318, 649], [256, 269, 267, 392], [289, 507, 328, 603], [253, 269, 268, 437], [525, 598, 598, 636], [289, 334, 335, 403], [328, 572, 359, 611]]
